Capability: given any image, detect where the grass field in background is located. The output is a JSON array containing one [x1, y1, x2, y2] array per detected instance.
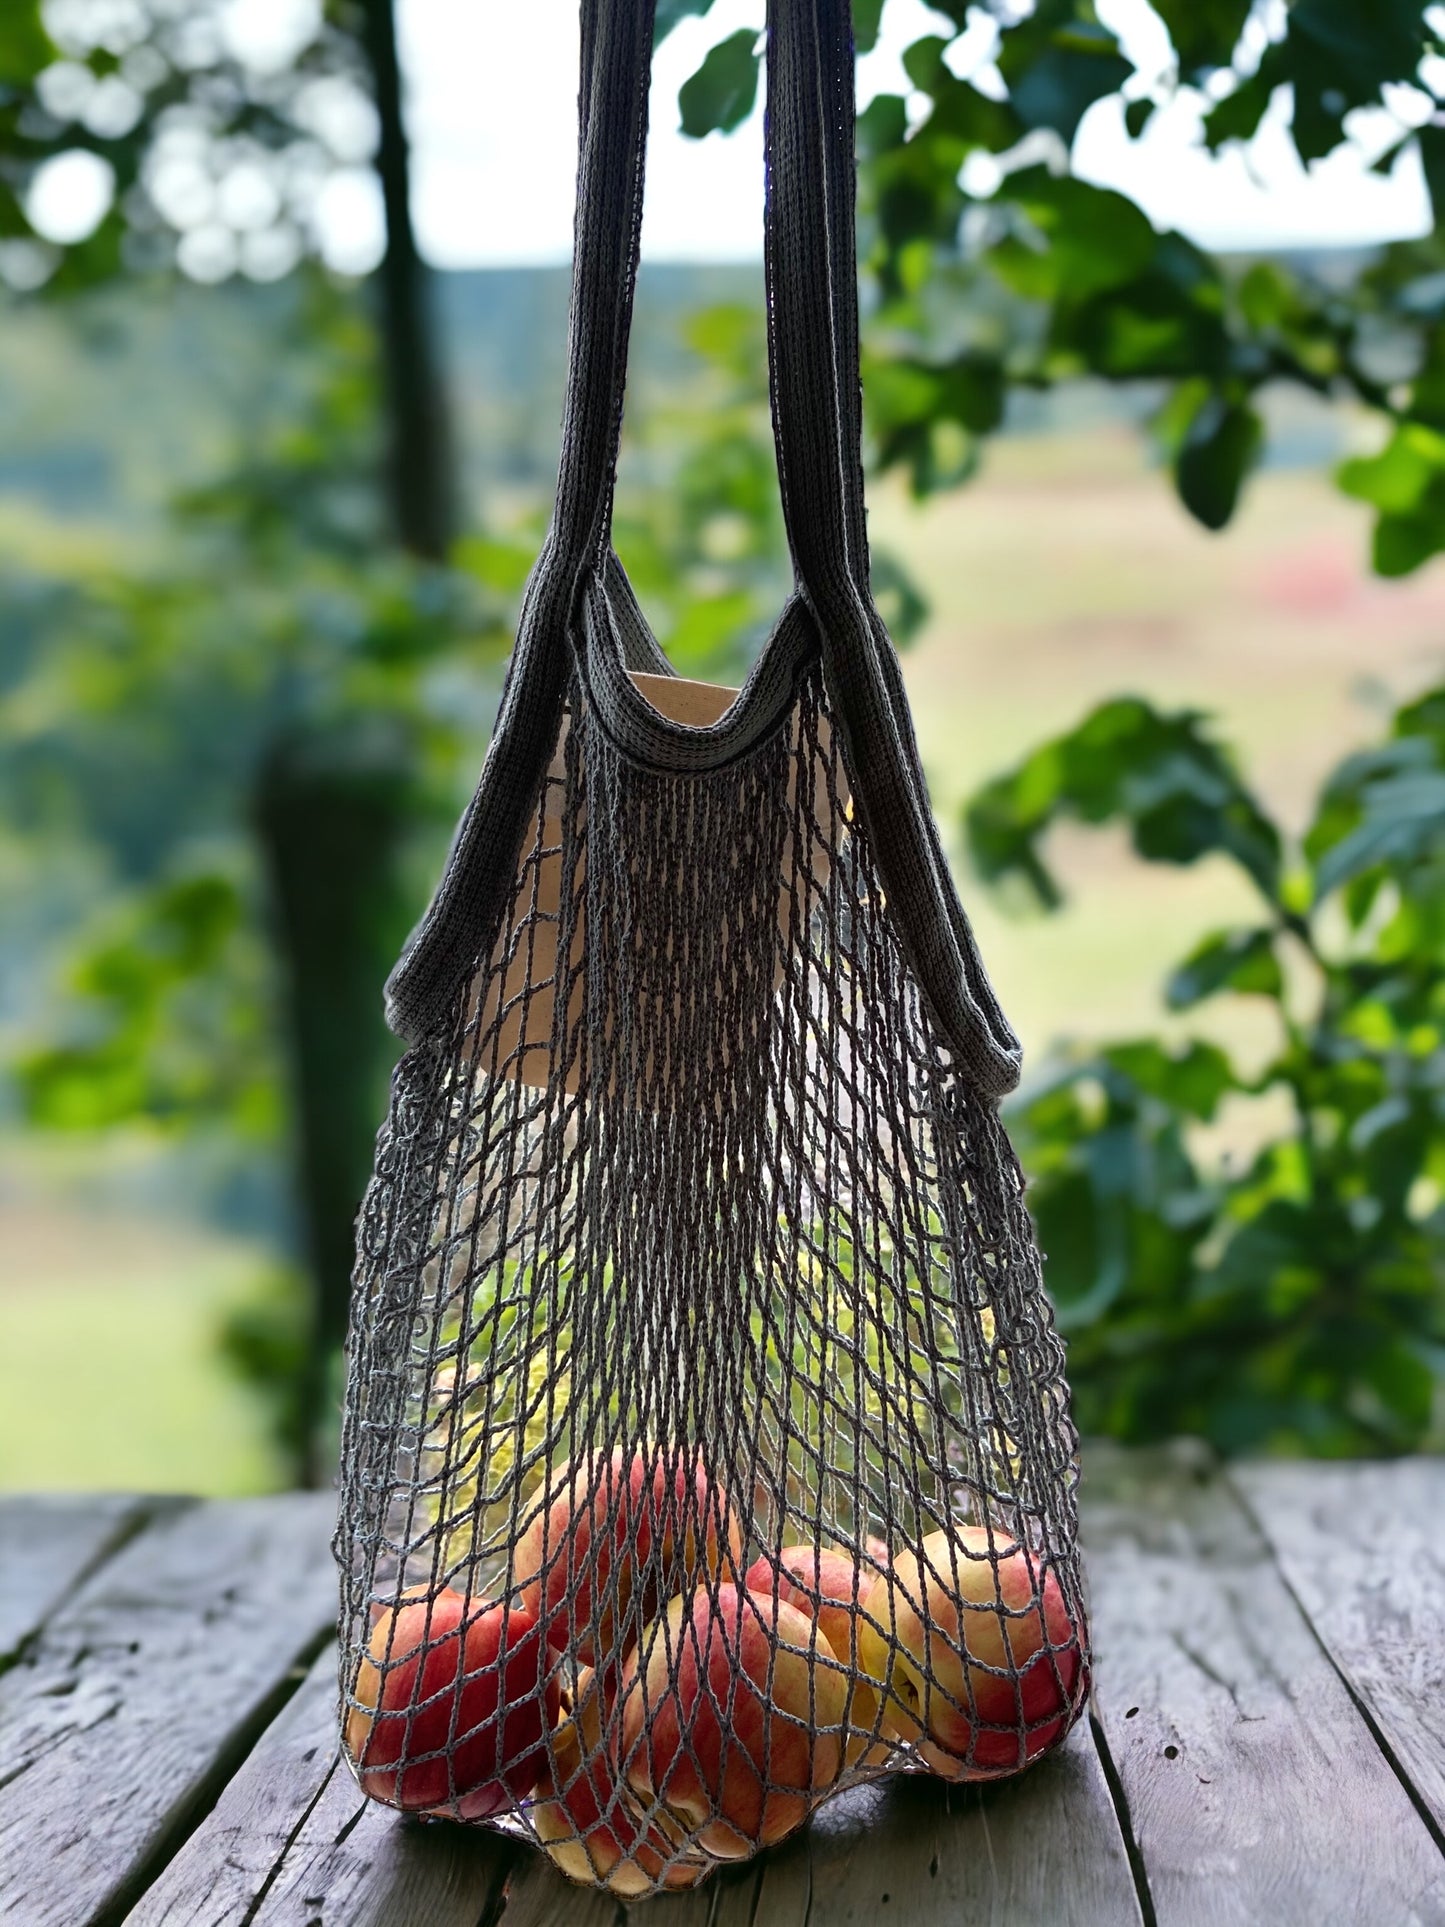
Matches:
[[4, 423, 1443, 1496], [877, 427, 1445, 1071], [0, 1190, 282, 1494]]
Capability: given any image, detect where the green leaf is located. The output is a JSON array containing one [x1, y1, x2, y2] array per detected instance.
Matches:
[[1338, 424, 1445, 514], [1209, 1198, 1327, 1296], [1103, 1039, 1238, 1119], [853, 0, 886, 55], [1359, 1339, 1436, 1435], [1313, 771, 1445, 901], [1287, 0, 1434, 162], [1374, 514, 1445, 578], [1338, 427, 1445, 575], [0, 3, 54, 85], [922, 73, 1023, 151], [1151, 0, 1253, 82], [996, 13, 1133, 145], [1203, 51, 1282, 149], [857, 92, 909, 157], [654, 0, 717, 45], [964, 696, 1282, 910], [1123, 97, 1155, 139], [1165, 928, 1284, 1010], [678, 29, 761, 138], [1175, 393, 1262, 531], [991, 169, 1157, 303], [1415, 124, 1445, 227]]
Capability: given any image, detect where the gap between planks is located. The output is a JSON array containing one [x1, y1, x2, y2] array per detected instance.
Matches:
[[0, 1494, 177, 1668], [124, 1644, 517, 1927], [0, 1493, 338, 1927], [1232, 1458, 1445, 1853], [1084, 1441, 1445, 1927]]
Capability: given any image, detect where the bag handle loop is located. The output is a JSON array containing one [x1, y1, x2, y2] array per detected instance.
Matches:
[[388, 0, 1023, 1097], [763, 0, 1023, 1095]]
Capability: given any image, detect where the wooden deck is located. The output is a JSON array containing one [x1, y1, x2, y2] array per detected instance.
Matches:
[[0, 1444, 1441, 1925]]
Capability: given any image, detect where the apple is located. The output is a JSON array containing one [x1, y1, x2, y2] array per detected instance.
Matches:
[[619, 1583, 848, 1857], [344, 1585, 560, 1815], [858, 1526, 1085, 1778], [531, 1670, 707, 1895], [514, 1446, 742, 1668], [743, 1544, 890, 1768]]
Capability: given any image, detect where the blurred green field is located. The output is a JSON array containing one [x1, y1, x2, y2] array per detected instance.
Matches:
[[879, 425, 1445, 1069], [0, 1182, 282, 1493], [3, 419, 1443, 1494]]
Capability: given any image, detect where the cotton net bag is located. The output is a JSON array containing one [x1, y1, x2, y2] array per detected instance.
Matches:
[[335, 0, 1089, 1896]]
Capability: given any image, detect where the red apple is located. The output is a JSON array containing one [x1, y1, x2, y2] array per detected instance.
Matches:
[[531, 1670, 707, 1895], [619, 1583, 848, 1857], [514, 1446, 742, 1668], [858, 1526, 1085, 1778], [743, 1544, 890, 1768], [344, 1586, 560, 1816]]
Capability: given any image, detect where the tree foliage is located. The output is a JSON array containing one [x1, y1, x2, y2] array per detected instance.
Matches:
[[671, 0, 1445, 566], [967, 683, 1445, 1454], [3, 281, 512, 1475], [6, 0, 1444, 1474], [0, 0, 376, 291]]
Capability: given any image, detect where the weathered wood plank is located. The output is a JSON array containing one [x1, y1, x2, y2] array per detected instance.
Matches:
[[490, 1812, 756, 1924], [124, 1644, 516, 1927], [648, 1860, 759, 1927], [745, 1723, 1143, 1927], [492, 1718, 1138, 1925], [1237, 1458, 1445, 1843], [488, 1833, 762, 1926], [1084, 1442, 1445, 1926], [491, 1848, 627, 1927], [0, 1495, 154, 1661], [0, 1494, 336, 1927]]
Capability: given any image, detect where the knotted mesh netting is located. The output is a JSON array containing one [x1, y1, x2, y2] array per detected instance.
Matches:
[[334, 0, 1088, 1899]]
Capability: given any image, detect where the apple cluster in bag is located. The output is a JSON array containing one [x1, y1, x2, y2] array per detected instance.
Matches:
[[342, 1443, 1087, 1896]]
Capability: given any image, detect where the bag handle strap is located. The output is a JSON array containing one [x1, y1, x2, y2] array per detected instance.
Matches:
[[390, 0, 1022, 1096], [764, 0, 1023, 1096], [383, 0, 657, 1042], [550, 0, 655, 577], [765, 0, 869, 599]]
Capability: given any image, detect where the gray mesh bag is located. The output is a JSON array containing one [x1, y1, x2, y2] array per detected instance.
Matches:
[[334, 0, 1089, 1897]]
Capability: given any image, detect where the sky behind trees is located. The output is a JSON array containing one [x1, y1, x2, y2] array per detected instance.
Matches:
[[23, 0, 1442, 275]]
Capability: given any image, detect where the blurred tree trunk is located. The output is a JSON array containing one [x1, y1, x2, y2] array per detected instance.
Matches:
[[266, 0, 458, 1483], [361, 0, 457, 560], [255, 728, 423, 1488]]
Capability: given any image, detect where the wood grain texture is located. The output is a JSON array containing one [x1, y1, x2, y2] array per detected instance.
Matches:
[[493, 1725, 1139, 1926], [1237, 1458, 1445, 1842], [124, 1644, 515, 1927], [648, 1860, 759, 1927], [746, 1724, 1143, 1927], [491, 1847, 630, 1927], [490, 1810, 764, 1924], [1084, 1442, 1445, 1926], [0, 1494, 337, 1927], [0, 1495, 151, 1661], [483, 1804, 759, 1924]]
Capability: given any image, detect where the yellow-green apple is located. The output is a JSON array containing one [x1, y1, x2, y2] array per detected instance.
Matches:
[[531, 1670, 707, 1895], [858, 1526, 1084, 1778], [515, 1446, 742, 1668], [344, 1586, 560, 1816], [742, 1545, 889, 1768], [619, 1583, 848, 1857]]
